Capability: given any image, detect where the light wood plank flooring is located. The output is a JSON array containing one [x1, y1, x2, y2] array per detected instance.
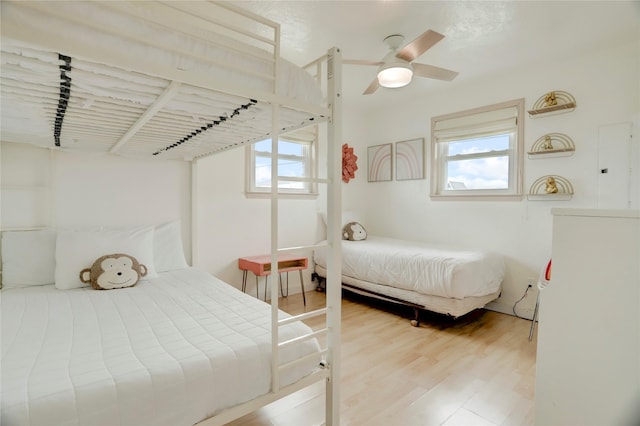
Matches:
[[229, 290, 537, 426]]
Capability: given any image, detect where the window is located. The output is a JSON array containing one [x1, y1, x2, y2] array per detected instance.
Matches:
[[430, 98, 524, 199], [246, 134, 316, 198]]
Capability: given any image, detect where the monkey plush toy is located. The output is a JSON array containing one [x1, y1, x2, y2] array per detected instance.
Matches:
[[342, 222, 367, 241], [80, 253, 147, 290]]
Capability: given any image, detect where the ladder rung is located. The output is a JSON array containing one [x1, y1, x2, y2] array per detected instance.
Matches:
[[277, 242, 328, 253], [279, 328, 327, 349], [279, 307, 327, 326], [278, 348, 328, 372]]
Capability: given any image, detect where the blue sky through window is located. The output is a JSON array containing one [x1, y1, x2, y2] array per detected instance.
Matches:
[[446, 134, 509, 189], [255, 139, 306, 189]]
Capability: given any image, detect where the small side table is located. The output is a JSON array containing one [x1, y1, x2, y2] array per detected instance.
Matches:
[[238, 253, 308, 305]]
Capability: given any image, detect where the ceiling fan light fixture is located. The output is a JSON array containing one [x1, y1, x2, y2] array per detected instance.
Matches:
[[377, 62, 413, 88]]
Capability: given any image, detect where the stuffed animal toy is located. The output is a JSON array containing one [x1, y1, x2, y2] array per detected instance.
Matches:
[[342, 222, 367, 241], [80, 253, 147, 290]]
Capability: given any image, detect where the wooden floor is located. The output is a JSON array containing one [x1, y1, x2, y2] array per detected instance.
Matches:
[[228, 290, 537, 426]]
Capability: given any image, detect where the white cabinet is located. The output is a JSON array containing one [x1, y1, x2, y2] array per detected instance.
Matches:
[[534, 208, 639, 425]]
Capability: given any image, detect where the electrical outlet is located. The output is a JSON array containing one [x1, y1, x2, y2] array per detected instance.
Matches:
[[527, 277, 536, 288]]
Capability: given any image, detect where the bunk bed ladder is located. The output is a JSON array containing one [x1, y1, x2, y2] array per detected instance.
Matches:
[[268, 46, 342, 425], [324, 45, 342, 426]]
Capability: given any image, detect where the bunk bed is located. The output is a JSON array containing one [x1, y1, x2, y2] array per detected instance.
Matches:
[[0, 2, 343, 425], [313, 219, 504, 326]]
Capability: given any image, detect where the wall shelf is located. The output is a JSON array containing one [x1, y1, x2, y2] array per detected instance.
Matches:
[[528, 133, 576, 159], [527, 193, 573, 201], [527, 174, 574, 200], [528, 91, 577, 118]]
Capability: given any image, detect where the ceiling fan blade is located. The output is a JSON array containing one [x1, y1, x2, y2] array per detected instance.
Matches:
[[363, 78, 380, 95], [344, 59, 383, 66], [412, 62, 459, 81], [396, 30, 444, 62]]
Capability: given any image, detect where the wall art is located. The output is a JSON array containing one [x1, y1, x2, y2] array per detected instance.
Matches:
[[395, 138, 424, 180], [367, 143, 392, 182]]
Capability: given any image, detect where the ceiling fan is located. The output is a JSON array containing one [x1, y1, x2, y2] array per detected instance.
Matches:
[[345, 30, 458, 95]]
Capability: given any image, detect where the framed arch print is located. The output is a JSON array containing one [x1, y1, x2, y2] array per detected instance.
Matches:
[[367, 143, 392, 182], [395, 138, 424, 180]]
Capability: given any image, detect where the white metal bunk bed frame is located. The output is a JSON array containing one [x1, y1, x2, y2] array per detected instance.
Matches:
[[1, 1, 342, 425]]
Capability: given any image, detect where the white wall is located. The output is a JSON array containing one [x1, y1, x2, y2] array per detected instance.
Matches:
[[194, 146, 321, 294], [341, 41, 639, 319], [193, 108, 368, 295], [0, 143, 192, 261]]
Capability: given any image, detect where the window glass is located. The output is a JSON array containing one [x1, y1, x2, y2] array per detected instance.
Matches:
[[247, 136, 316, 197], [445, 134, 510, 190], [430, 99, 524, 199]]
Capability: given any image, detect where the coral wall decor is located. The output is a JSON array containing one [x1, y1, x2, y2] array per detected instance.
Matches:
[[342, 143, 358, 183]]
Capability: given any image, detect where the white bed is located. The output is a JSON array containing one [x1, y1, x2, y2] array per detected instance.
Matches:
[[0, 1, 344, 424], [314, 236, 504, 324], [1, 268, 322, 426]]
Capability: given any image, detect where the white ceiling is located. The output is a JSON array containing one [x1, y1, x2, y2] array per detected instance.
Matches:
[[232, 1, 639, 108]]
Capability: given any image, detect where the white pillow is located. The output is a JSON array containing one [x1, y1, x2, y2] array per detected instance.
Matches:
[[1, 229, 56, 288], [55, 227, 157, 290], [154, 220, 189, 272]]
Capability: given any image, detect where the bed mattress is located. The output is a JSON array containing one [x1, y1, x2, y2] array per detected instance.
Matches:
[[1, 268, 321, 426], [314, 236, 505, 299], [0, 1, 325, 159], [314, 265, 500, 318]]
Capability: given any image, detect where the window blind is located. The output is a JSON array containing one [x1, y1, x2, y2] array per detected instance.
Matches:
[[433, 106, 517, 142]]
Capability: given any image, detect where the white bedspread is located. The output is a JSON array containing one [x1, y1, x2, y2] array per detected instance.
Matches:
[[1, 268, 321, 426], [314, 236, 504, 299]]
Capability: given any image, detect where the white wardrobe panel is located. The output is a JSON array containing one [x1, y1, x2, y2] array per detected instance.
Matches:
[[535, 208, 640, 426]]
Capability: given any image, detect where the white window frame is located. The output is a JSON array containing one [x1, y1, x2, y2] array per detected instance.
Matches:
[[430, 98, 524, 200], [245, 133, 318, 199]]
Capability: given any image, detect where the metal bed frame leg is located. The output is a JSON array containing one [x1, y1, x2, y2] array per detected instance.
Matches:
[[529, 292, 541, 341], [311, 273, 326, 292], [410, 308, 420, 327]]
